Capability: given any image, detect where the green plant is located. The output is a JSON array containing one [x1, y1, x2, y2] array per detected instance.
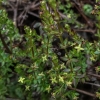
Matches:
[[83, 4, 93, 16], [59, 0, 80, 25], [1, 0, 100, 100]]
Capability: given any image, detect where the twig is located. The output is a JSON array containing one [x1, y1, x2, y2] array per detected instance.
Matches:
[[13, 0, 19, 27], [30, 2, 40, 10], [74, 4, 94, 28], [87, 73, 100, 79], [84, 82, 100, 87], [8, 0, 18, 27], [74, 29, 96, 34], [28, 11, 40, 18], [58, 11, 69, 20], [68, 87, 96, 97], [18, 11, 27, 26], [6, 98, 19, 100], [6, 8, 23, 11]]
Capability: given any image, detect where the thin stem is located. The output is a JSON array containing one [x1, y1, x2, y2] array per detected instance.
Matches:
[[87, 73, 100, 79], [0, 32, 12, 54], [6, 98, 19, 100], [68, 87, 96, 97], [84, 82, 100, 87]]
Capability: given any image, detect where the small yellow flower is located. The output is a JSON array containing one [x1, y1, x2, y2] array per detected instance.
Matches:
[[75, 44, 84, 52], [42, 55, 47, 62], [59, 75, 64, 83], [65, 24, 69, 28], [13, 22, 15, 25], [90, 56, 96, 61], [31, 63, 38, 69], [71, 43, 76, 46], [25, 85, 30, 91], [18, 77, 25, 83], [50, 77, 57, 84], [41, 0, 46, 4], [46, 85, 51, 93], [67, 14, 71, 18], [38, 72, 44, 76], [60, 63, 66, 69], [66, 81, 72, 87], [63, 72, 68, 75]]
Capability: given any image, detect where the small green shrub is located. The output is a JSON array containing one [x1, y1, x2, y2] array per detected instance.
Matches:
[[0, 0, 100, 100]]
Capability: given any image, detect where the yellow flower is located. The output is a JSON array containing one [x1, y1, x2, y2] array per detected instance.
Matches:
[[66, 81, 72, 87], [67, 14, 71, 18], [13, 22, 15, 25], [18, 77, 25, 83], [41, 0, 46, 4], [46, 85, 51, 93], [25, 85, 30, 91], [63, 72, 68, 75], [75, 44, 84, 52], [38, 72, 44, 76], [50, 77, 57, 84], [59, 75, 64, 83], [31, 63, 38, 69], [90, 56, 96, 61], [65, 24, 69, 28], [42, 55, 47, 62], [60, 63, 66, 69], [71, 43, 76, 46]]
